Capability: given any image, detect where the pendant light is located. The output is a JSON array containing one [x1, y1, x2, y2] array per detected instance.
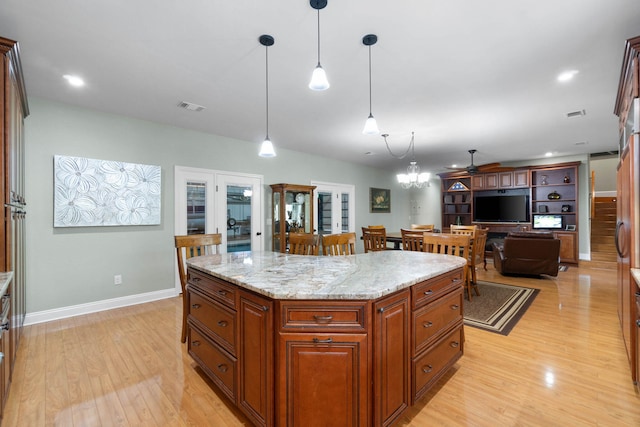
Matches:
[[259, 35, 276, 157], [308, 0, 329, 91], [362, 34, 379, 135]]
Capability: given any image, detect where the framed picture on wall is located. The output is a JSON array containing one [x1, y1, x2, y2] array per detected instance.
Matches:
[[370, 188, 390, 213]]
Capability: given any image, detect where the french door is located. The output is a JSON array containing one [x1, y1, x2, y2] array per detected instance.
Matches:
[[175, 166, 264, 291], [312, 181, 355, 237]]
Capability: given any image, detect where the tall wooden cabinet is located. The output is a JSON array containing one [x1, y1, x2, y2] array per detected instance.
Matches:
[[0, 37, 28, 419], [270, 183, 315, 253], [614, 35, 640, 385]]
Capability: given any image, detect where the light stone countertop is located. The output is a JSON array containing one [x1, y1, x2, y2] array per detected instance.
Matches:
[[0, 272, 13, 298], [187, 251, 467, 300], [631, 268, 640, 289]]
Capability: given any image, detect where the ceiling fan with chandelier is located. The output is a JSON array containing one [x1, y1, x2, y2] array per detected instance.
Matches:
[[445, 149, 514, 175]]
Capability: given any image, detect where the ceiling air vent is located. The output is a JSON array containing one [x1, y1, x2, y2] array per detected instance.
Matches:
[[566, 109, 586, 118], [177, 101, 206, 112]]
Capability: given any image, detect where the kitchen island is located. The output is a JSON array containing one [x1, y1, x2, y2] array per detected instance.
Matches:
[[186, 250, 467, 427]]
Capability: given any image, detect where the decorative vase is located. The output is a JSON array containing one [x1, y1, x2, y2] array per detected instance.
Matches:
[[541, 175, 548, 185], [547, 191, 561, 200], [564, 175, 570, 183]]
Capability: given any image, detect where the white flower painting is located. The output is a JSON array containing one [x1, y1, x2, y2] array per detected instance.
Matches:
[[54, 155, 161, 227]]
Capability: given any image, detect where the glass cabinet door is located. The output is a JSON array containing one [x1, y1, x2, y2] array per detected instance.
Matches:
[[270, 184, 316, 253]]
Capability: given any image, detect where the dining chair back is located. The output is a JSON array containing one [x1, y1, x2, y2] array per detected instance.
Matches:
[[322, 232, 357, 256], [422, 233, 476, 300], [401, 228, 424, 251], [468, 228, 488, 295], [368, 224, 386, 229], [362, 227, 387, 253], [289, 233, 320, 255], [450, 224, 477, 236], [410, 224, 435, 231], [175, 233, 222, 343]]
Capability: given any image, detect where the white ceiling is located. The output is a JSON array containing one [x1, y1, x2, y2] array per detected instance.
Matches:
[[2, 0, 639, 174]]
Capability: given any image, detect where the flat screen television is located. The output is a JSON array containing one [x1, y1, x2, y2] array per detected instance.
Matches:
[[532, 214, 563, 229], [473, 194, 529, 222]]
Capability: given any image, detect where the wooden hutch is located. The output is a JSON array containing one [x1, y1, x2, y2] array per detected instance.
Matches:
[[439, 161, 580, 264], [270, 183, 316, 253]]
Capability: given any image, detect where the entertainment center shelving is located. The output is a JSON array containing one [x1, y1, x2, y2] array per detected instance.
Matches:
[[439, 161, 580, 264]]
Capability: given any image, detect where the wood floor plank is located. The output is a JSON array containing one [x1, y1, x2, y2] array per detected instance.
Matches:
[[3, 261, 640, 426]]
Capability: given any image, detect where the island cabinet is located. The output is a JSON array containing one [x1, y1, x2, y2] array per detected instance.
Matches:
[[186, 260, 465, 427]]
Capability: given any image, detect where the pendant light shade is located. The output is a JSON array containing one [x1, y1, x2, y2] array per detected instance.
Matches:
[[259, 34, 276, 158], [309, 0, 329, 91], [362, 34, 379, 135]]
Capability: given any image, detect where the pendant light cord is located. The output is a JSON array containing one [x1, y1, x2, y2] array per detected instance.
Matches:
[[316, 9, 321, 65], [265, 44, 269, 139], [368, 45, 373, 115]]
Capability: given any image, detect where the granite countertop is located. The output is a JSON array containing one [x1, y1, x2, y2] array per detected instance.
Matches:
[[631, 269, 640, 289], [186, 251, 466, 300], [0, 272, 12, 297]]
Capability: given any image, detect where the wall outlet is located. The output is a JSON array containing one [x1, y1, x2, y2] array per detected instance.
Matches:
[[114, 274, 122, 285]]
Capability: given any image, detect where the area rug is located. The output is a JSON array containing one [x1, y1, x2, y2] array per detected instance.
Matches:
[[464, 281, 539, 335]]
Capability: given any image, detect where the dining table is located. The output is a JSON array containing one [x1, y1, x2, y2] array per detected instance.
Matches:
[[385, 231, 404, 250]]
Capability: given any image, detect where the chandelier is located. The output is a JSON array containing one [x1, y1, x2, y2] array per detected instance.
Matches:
[[382, 132, 430, 189]]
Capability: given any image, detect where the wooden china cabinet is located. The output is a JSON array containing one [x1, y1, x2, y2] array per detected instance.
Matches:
[[270, 183, 315, 253], [0, 37, 28, 420]]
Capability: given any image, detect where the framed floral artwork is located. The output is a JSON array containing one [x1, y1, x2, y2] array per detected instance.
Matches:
[[370, 187, 390, 213], [53, 155, 162, 227]]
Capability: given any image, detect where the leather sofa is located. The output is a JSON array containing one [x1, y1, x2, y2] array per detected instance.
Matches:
[[492, 231, 560, 277]]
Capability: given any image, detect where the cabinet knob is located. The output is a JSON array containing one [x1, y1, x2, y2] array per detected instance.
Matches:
[[217, 364, 228, 373], [191, 303, 201, 309], [450, 341, 460, 348], [191, 340, 201, 347], [450, 304, 460, 310], [422, 365, 433, 374], [217, 320, 228, 327]]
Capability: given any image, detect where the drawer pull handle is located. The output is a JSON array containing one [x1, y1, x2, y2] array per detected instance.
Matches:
[[191, 303, 201, 309], [314, 315, 333, 322], [191, 277, 201, 282], [217, 290, 227, 296], [217, 320, 228, 327], [217, 364, 228, 373], [423, 290, 433, 296], [262, 306, 269, 312], [451, 278, 461, 283], [423, 321, 433, 328], [191, 340, 201, 347], [313, 337, 333, 344], [422, 364, 433, 374], [637, 320, 640, 327], [450, 341, 460, 348], [450, 304, 459, 310]]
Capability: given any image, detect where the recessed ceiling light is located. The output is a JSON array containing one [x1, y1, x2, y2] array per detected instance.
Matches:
[[451, 164, 457, 168], [63, 74, 85, 87], [545, 152, 553, 157], [557, 70, 579, 82]]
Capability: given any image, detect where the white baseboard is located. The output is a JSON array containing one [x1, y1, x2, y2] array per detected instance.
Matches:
[[24, 288, 179, 326]]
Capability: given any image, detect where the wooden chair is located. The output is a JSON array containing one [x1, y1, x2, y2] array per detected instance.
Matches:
[[175, 233, 222, 343], [422, 233, 476, 300], [289, 233, 319, 255], [368, 224, 386, 229], [410, 224, 434, 231], [450, 224, 477, 236], [401, 228, 424, 251], [322, 232, 356, 256], [468, 228, 488, 293], [362, 226, 387, 253]]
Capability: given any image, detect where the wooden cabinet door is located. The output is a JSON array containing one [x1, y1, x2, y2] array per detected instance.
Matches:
[[374, 290, 409, 427], [239, 291, 274, 427], [277, 332, 369, 427], [514, 170, 529, 187], [471, 175, 484, 190], [554, 231, 578, 264], [484, 173, 498, 189], [498, 172, 513, 188]]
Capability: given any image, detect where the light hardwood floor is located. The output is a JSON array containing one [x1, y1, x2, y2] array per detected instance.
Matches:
[[3, 261, 640, 426]]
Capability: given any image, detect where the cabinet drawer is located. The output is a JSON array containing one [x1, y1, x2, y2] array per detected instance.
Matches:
[[413, 326, 463, 402], [412, 269, 464, 309], [189, 289, 237, 354], [413, 289, 463, 355], [278, 301, 368, 332], [188, 268, 237, 309], [188, 323, 237, 403]]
